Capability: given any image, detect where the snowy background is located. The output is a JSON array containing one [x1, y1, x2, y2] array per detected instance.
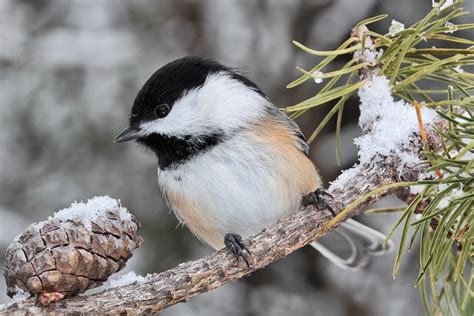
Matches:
[[1, 0, 466, 314]]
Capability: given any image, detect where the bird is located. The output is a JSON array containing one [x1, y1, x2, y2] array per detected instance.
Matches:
[[114, 56, 393, 270]]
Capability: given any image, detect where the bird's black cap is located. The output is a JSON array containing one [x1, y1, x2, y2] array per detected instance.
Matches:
[[129, 56, 266, 127]]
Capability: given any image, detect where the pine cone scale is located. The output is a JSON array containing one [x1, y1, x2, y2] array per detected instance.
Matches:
[[21, 236, 46, 261]]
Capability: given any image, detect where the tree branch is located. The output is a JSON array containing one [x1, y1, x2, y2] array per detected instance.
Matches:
[[0, 128, 440, 315]]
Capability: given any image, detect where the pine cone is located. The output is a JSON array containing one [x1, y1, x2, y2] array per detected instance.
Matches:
[[3, 196, 143, 299]]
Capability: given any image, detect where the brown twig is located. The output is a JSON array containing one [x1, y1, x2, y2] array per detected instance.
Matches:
[[0, 125, 442, 315]]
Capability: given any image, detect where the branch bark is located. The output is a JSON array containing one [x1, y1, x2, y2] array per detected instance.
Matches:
[[0, 129, 440, 315]]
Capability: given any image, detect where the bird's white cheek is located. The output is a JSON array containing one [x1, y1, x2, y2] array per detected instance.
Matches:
[[139, 73, 269, 137], [140, 106, 204, 136]]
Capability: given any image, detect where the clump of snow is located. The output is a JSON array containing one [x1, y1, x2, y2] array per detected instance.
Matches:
[[437, 187, 465, 209], [312, 71, 324, 84], [36, 196, 131, 230], [358, 48, 383, 65], [453, 65, 464, 73], [440, 0, 454, 10], [396, 152, 424, 176], [449, 148, 460, 157], [330, 76, 440, 191], [355, 76, 439, 169], [0, 287, 31, 309], [330, 167, 359, 191], [410, 185, 425, 195], [353, 34, 383, 66], [432, 0, 454, 11], [105, 271, 147, 289], [388, 20, 405, 36], [444, 22, 458, 33], [12, 287, 30, 302], [409, 170, 437, 195], [410, 141, 471, 210]]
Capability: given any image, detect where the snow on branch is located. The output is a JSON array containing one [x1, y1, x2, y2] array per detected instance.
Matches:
[[0, 83, 443, 313]]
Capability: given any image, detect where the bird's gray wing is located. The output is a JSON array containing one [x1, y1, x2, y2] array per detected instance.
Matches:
[[265, 105, 310, 154]]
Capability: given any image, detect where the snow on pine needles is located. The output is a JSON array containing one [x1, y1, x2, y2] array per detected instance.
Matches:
[[331, 76, 439, 190], [355, 76, 438, 167]]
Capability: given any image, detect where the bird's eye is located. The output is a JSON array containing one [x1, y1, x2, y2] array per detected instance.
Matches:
[[154, 104, 170, 118]]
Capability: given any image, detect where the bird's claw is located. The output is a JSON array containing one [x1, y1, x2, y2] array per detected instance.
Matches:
[[303, 188, 336, 217], [224, 233, 251, 267]]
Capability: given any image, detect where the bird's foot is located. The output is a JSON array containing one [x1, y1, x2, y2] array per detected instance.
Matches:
[[224, 233, 251, 267], [302, 188, 336, 216]]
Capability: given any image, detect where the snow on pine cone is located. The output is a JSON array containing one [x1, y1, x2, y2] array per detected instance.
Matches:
[[3, 196, 143, 298]]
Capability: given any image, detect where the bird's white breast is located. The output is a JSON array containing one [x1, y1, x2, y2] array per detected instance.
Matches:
[[158, 121, 320, 249]]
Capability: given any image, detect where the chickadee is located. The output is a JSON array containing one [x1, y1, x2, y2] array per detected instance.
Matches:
[[115, 57, 392, 269]]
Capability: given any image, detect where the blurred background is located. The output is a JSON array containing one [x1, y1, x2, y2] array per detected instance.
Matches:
[[1, 0, 470, 315]]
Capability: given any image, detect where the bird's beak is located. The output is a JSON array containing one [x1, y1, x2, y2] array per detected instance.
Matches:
[[113, 126, 142, 143]]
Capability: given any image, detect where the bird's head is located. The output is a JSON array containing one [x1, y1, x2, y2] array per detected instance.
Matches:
[[114, 56, 270, 168], [114, 56, 269, 142]]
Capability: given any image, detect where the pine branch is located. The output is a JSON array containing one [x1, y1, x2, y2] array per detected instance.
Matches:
[[0, 126, 441, 315]]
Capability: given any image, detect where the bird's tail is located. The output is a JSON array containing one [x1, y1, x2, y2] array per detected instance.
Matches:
[[310, 219, 393, 270]]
